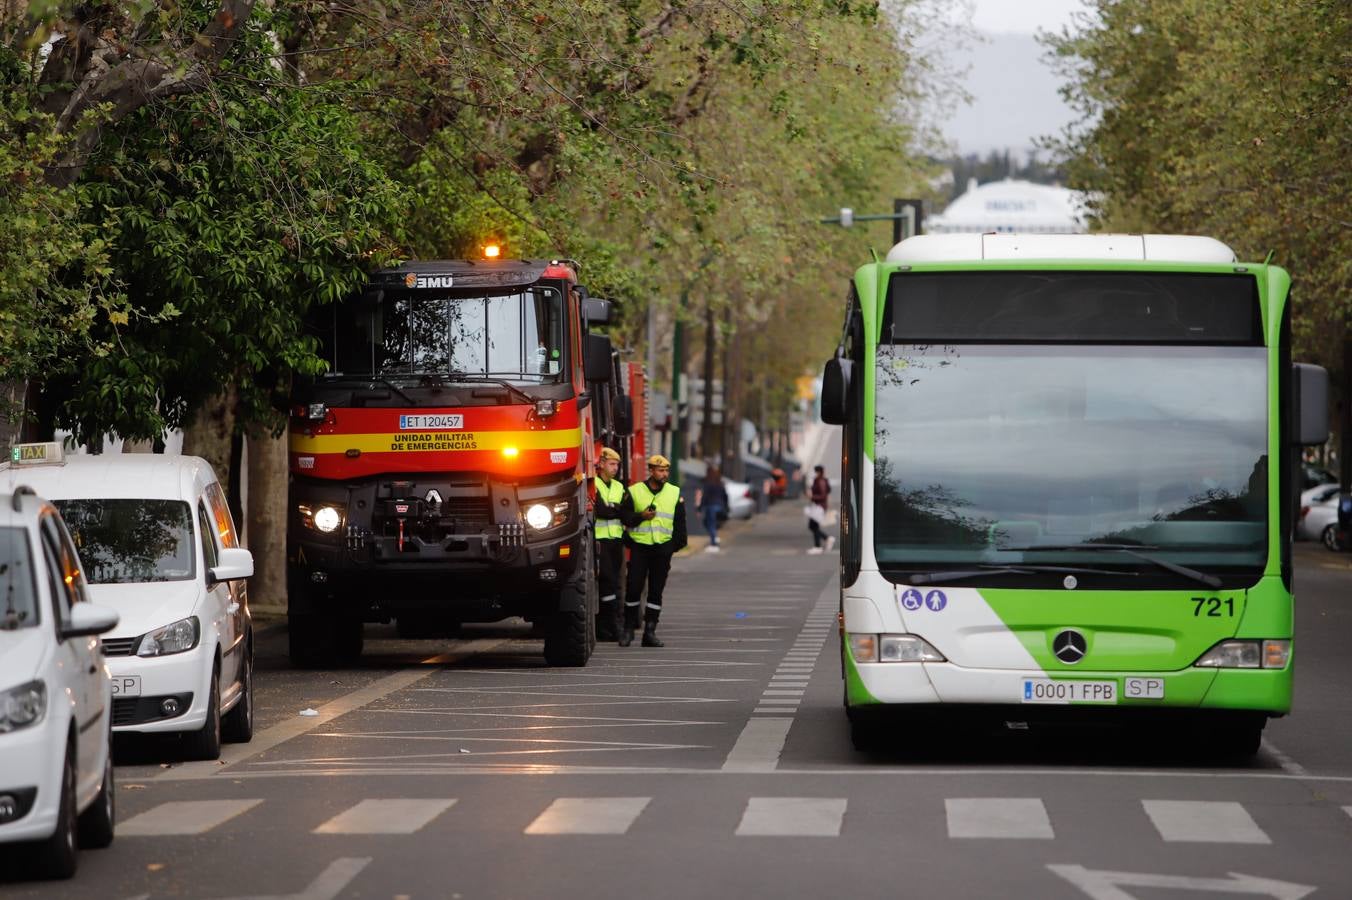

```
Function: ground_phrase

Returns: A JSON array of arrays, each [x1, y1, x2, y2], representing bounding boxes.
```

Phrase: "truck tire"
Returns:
[[544, 543, 596, 667]]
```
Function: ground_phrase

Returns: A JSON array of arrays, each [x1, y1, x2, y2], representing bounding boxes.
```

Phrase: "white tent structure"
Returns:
[[927, 178, 1089, 234]]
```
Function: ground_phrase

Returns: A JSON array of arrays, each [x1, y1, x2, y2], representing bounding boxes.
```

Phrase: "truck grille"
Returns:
[[438, 497, 493, 530], [102, 637, 138, 657]]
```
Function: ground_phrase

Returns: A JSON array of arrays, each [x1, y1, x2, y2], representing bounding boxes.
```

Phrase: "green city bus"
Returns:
[[820, 233, 1329, 756]]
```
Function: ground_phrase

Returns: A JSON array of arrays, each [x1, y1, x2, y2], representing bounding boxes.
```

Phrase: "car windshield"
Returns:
[[54, 499, 195, 584], [324, 288, 565, 383], [873, 344, 1269, 572], [0, 527, 38, 629]]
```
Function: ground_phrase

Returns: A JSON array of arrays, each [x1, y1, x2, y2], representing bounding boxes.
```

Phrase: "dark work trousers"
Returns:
[[595, 538, 625, 635], [624, 543, 673, 628]]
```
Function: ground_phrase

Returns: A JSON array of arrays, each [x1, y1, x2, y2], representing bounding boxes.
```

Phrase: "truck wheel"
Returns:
[[336, 616, 364, 664], [544, 605, 590, 667]]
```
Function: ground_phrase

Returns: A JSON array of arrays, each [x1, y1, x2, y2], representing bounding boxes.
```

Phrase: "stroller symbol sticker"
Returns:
[[900, 589, 924, 611]]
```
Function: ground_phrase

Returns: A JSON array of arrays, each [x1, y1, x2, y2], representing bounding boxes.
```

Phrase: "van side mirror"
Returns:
[[1294, 363, 1329, 445], [584, 298, 612, 326], [63, 602, 119, 639], [208, 547, 254, 588], [585, 334, 614, 383], [820, 357, 852, 425]]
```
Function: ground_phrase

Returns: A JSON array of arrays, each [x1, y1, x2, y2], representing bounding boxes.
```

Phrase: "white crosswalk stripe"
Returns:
[[525, 798, 651, 834], [946, 798, 1054, 839], [736, 798, 847, 836], [1142, 800, 1271, 844], [121, 800, 263, 836], [314, 799, 457, 834]]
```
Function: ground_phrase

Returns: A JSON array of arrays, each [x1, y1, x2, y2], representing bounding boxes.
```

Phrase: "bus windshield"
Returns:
[[322, 288, 565, 383], [872, 344, 1268, 571]]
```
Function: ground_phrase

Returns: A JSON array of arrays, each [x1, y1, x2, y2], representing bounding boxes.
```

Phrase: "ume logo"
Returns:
[[415, 275, 454, 289]]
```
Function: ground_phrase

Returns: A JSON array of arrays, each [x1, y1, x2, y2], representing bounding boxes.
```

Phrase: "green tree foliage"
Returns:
[[1046, 0, 1351, 370]]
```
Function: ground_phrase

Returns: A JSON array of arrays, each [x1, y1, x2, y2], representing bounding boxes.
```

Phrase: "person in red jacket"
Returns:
[[807, 465, 835, 555]]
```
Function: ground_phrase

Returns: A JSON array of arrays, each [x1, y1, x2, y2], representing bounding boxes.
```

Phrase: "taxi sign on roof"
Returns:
[[10, 442, 65, 466]]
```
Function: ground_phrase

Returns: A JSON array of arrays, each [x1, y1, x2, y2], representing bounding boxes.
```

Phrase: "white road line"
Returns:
[[946, 798, 1054, 839], [762, 690, 806, 696], [1261, 738, 1309, 776], [121, 800, 263, 836], [1142, 800, 1270, 844], [722, 717, 794, 772], [736, 798, 847, 836], [157, 640, 506, 781], [524, 797, 651, 834], [314, 799, 457, 834]]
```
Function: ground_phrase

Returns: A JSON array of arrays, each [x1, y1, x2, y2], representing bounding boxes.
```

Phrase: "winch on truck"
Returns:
[[286, 255, 620, 667]]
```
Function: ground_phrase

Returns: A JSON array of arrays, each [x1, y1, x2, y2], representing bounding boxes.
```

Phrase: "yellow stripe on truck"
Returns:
[[290, 428, 583, 454]]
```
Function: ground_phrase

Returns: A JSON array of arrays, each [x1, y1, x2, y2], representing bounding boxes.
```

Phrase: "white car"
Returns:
[[0, 446, 255, 761], [724, 479, 755, 520], [1299, 484, 1343, 550], [0, 487, 119, 878]]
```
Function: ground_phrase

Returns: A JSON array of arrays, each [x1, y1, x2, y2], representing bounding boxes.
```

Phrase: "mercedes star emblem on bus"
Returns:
[[1053, 630, 1087, 664]]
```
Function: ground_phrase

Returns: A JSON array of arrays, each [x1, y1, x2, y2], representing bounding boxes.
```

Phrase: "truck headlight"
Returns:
[[137, 617, 200, 657], [524, 501, 571, 531], [1195, 639, 1290, 669], [298, 503, 345, 534], [0, 680, 46, 733]]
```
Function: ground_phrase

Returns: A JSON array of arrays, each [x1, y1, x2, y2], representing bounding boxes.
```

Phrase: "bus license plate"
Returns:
[[110, 675, 141, 697], [1022, 679, 1116, 704]]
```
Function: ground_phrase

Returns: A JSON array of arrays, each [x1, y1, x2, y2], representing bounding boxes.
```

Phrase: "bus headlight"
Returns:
[[879, 635, 946, 662], [1194, 639, 1290, 669]]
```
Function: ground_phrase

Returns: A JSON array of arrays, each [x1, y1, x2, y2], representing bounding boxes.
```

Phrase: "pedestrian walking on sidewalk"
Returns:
[[696, 465, 728, 552], [592, 447, 626, 641], [618, 454, 687, 647], [807, 465, 835, 555]]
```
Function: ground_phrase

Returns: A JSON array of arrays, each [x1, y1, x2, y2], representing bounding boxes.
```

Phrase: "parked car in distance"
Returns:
[[724, 478, 755, 520], [0, 445, 255, 761], [0, 486, 119, 879], [1298, 484, 1343, 550]]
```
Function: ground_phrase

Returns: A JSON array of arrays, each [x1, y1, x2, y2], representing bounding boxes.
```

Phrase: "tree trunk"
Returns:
[[246, 428, 289, 609], [182, 387, 237, 499]]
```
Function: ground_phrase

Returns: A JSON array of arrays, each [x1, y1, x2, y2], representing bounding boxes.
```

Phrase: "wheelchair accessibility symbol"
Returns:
[[900, 588, 924, 611]]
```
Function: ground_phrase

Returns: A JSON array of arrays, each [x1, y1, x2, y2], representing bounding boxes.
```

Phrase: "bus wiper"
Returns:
[[908, 564, 1127, 586], [444, 372, 535, 406], [1005, 544, 1223, 590]]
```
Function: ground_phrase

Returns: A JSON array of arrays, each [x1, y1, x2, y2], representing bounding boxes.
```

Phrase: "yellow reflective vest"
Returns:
[[627, 481, 681, 545], [593, 476, 625, 540]]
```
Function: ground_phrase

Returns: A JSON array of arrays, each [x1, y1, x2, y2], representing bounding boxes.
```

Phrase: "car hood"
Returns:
[[0, 627, 49, 684], [85, 581, 203, 640]]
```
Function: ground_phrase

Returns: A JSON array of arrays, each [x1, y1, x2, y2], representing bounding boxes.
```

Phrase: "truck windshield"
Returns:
[[325, 288, 565, 383], [0, 527, 38, 629], [872, 344, 1269, 572], [54, 499, 196, 584]]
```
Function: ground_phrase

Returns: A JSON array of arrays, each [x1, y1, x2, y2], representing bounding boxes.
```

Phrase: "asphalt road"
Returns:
[[5, 489, 1352, 898]]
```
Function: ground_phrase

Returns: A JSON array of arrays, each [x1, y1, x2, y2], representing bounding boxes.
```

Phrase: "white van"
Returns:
[[0, 446, 255, 760], [0, 488, 119, 878]]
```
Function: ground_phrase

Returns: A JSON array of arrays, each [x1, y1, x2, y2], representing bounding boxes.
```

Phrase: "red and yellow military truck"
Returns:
[[286, 256, 619, 667]]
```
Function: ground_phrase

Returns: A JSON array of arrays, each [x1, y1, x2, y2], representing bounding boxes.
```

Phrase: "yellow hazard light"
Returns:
[[483, 243, 502, 259], [501, 446, 519, 458]]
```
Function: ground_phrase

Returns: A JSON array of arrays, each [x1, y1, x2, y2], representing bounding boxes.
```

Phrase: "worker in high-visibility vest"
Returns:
[[617, 454, 687, 647], [593, 447, 626, 642]]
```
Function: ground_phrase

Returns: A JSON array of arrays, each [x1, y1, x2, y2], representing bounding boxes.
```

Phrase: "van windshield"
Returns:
[[54, 499, 196, 584], [0, 527, 38, 629]]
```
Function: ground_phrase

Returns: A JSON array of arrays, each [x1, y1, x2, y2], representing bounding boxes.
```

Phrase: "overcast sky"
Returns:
[[938, 0, 1094, 158]]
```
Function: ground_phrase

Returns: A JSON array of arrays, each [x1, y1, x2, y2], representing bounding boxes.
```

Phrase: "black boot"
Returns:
[[641, 622, 664, 648], [596, 612, 616, 642], [619, 627, 635, 647]]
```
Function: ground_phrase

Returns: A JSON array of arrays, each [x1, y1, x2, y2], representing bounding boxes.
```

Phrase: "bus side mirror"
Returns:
[[614, 395, 634, 434], [1294, 363, 1328, 445], [584, 298, 612, 326], [585, 334, 614, 383], [820, 357, 852, 425]]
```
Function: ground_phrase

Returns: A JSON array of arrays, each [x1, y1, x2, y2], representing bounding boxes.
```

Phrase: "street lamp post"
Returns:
[[822, 198, 925, 244]]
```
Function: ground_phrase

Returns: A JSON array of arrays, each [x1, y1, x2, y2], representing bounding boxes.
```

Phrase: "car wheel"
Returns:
[[222, 639, 254, 744], [182, 664, 222, 761], [34, 739, 79, 879], [77, 743, 115, 849], [1323, 524, 1342, 551]]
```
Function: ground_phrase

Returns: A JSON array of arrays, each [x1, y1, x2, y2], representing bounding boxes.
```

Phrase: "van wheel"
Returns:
[[1322, 524, 1342, 551], [222, 639, 254, 744], [34, 739, 79, 878], [182, 665, 222, 761], [77, 747, 115, 849]]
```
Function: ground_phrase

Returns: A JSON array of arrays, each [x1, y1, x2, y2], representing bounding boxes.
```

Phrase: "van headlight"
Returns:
[[137, 617, 200, 657], [0, 680, 46, 733]]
